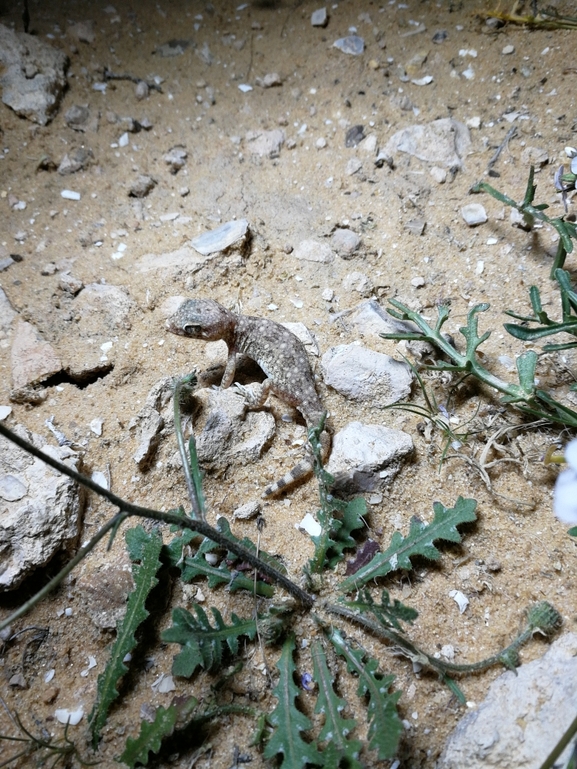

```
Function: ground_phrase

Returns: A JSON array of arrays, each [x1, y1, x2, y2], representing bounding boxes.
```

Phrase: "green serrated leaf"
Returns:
[[326, 627, 402, 761], [163, 529, 196, 569], [89, 526, 163, 746], [311, 640, 363, 769], [340, 589, 418, 632], [119, 705, 178, 768], [339, 497, 477, 592], [180, 530, 275, 597], [162, 605, 258, 677], [309, 495, 367, 573], [264, 634, 323, 768]]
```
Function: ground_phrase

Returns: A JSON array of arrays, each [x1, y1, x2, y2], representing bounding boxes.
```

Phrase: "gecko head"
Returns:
[[166, 299, 232, 341]]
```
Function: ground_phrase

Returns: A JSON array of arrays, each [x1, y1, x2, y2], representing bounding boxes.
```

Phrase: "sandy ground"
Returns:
[[1, 0, 577, 766]]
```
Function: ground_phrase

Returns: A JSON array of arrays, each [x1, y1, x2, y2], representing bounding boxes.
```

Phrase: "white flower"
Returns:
[[554, 439, 577, 524]]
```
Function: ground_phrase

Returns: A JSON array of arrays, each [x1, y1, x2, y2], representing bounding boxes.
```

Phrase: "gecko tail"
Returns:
[[262, 429, 331, 498], [263, 458, 314, 497]]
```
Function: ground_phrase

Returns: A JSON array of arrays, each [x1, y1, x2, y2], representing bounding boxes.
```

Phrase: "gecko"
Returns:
[[166, 298, 330, 497]]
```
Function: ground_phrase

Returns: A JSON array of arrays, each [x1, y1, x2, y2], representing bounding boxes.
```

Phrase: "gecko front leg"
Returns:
[[220, 350, 237, 388]]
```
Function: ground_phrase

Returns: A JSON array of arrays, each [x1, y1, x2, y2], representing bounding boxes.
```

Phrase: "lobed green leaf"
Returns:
[[339, 497, 477, 593]]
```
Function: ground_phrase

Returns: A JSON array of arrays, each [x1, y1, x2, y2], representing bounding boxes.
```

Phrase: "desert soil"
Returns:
[[1, 0, 577, 767]]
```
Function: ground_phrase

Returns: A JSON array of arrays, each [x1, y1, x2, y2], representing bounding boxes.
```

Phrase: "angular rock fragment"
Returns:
[[11, 319, 62, 391], [246, 129, 285, 158], [164, 146, 187, 173], [384, 118, 471, 168], [0, 424, 83, 590], [321, 343, 412, 406], [326, 421, 413, 493], [0, 24, 68, 125], [128, 174, 157, 198]]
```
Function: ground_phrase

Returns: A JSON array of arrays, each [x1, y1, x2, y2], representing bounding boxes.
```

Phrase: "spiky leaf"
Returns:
[[309, 495, 366, 573], [162, 605, 258, 677], [326, 627, 402, 761], [311, 640, 363, 769], [340, 589, 418, 632], [263, 634, 322, 768], [119, 705, 178, 767], [339, 497, 477, 592], [89, 526, 163, 746]]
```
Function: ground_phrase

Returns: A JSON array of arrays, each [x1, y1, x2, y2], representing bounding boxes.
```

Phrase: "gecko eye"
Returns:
[[183, 323, 202, 335]]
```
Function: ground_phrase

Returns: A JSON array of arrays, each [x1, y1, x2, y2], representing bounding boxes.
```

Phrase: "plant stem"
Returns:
[[0, 423, 314, 622]]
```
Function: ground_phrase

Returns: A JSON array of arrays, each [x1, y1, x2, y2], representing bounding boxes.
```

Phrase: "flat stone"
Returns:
[[384, 118, 471, 168], [245, 129, 285, 158], [190, 219, 249, 255], [321, 343, 413, 407], [11, 319, 62, 390], [326, 421, 414, 493], [292, 239, 335, 263], [461, 203, 488, 226], [439, 632, 577, 769]]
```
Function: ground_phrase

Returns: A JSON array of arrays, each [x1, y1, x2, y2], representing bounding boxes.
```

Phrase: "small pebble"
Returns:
[[118, 132, 129, 147], [61, 190, 81, 200], [461, 203, 487, 226], [333, 35, 364, 55], [41, 262, 57, 276], [502, 44, 515, 55], [316, 137, 327, 149], [430, 166, 447, 184], [135, 80, 149, 100], [321, 288, 334, 301], [411, 276, 426, 288], [311, 7, 328, 27]]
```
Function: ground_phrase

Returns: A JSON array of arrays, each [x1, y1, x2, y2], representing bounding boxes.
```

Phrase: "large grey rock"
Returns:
[[383, 118, 471, 168], [321, 343, 412, 407], [128, 377, 174, 469], [0, 424, 83, 590], [11, 319, 62, 391], [0, 23, 68, 125], [193, 386, 276, 467], [326, 421, 413, 493], [439, 632, 577, 769], [74, 283, 134, 334]]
